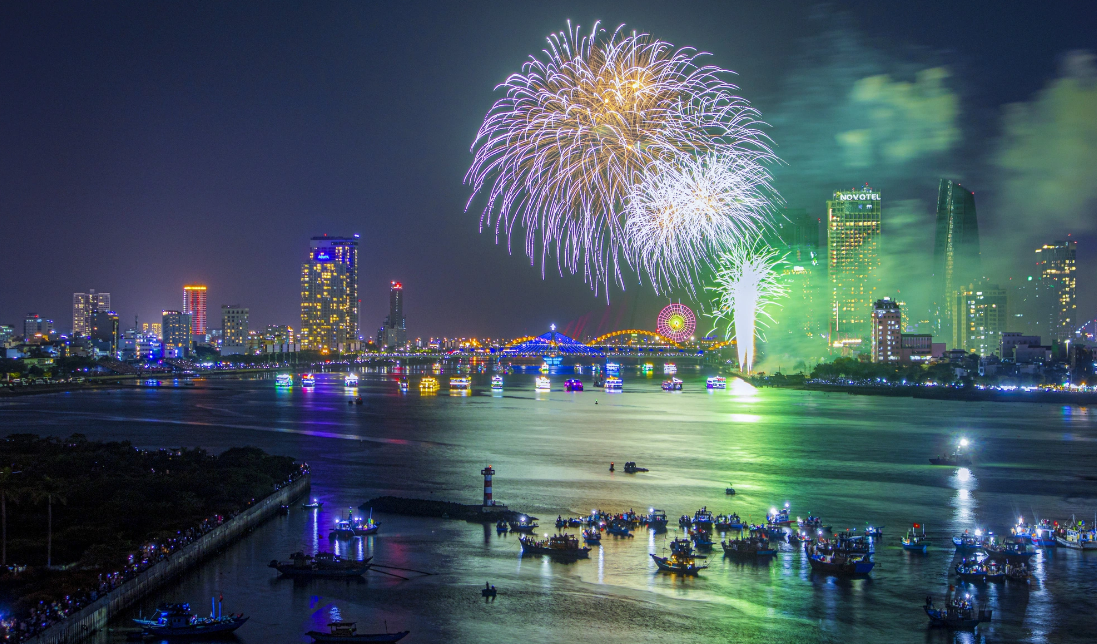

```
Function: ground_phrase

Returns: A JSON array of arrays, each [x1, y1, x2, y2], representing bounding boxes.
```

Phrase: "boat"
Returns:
[[330, 516, 356, 539], [481, 582, 497, 599], [606, 521, 633, 537], [419, 377, 439, 392], [582, 528, 602, 544], [533, 376, 551, 391], [652, 538, 707, 575], [306, 621, 409, 643], [605, 362, 620, 375], [397, 378, 409, 392], [302, 499, 324, 509], [622, 461, 648, 473], [353, 509, 380, 536], [564, 378, 583, 392], [706, 376, 726, 389], [495, 520, 508, 533], [648, 509, 668, 532], [808, 552, 874, 575], [491, 375, 503, 389], [1005, 562, 1031, 582], [690, 528, 714, 550], [278, 504, 290, 515], [953, 529, 989, 552], [1056, 525, 1097, 550], [1030, 519, 1058, 547], [864, 526, 883, 538], [984, 536, 1036, 562], [663, 363, 677, 374], [301, 373, 316, 387], [902, 524, 928, 553], [275, 374, 294, 387], [767, 504, 791, 527], [134, 601, 248, 637], [449, 377, 471, 391], [692, 507, 715, 530], [955, 557, 1004, 584], [269, 552, 371, 578], [509, 516, 538, 533], [715, 513, 744, 531], [519, 534, 591, 559], [721, 537, 777, 559], [929, 439, 973, 466], [923, 594, 991, 630], [344, 373, 359, 387], [604, 376, 622, 391], [661, 377, 683, 391]]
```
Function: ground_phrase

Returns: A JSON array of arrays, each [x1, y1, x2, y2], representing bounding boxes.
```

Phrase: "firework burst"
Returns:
[[707, 243, 788, 374], [624, 150, 777, 293], [466, 21, 773, 295]]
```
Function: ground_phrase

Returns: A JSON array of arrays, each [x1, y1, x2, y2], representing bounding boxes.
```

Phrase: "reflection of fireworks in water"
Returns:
[[466, 21, 773, 295], [707, 244, 787, 374], [625, 151, 777, 293]]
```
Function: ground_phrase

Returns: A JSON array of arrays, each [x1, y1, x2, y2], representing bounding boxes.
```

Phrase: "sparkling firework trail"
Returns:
[[707, 244, 788, 374], [624, 150, 778, 293], [466, 21, 774, 296]]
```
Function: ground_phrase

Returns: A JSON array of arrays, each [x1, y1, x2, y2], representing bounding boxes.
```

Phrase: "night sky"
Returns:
[[2, 1, 1094, 339]]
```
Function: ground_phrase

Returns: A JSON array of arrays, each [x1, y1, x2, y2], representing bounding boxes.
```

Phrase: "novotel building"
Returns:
[[827, 185, 882, 348], [301, 235, 360, 351]]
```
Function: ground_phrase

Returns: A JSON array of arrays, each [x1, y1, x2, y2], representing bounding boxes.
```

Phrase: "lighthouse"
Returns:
[[481, 465, 494, 506]]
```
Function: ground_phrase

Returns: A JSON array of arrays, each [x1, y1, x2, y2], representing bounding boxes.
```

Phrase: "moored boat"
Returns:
[[582, 528, 602, 544], [767, 503, 791, 526], [302, 498, 324, 509], [955, 557, 1004, 584], [509, 516, 539, 533], [953, 529, 989, 552], [306, 621, 409, 643], [692, 507, 715, 530], [419, 377, 439, 392], [134, 601, 248, 637], [929, 438, 973, 466], [449, 376, 471, 391], [808, 552, 874, 576], [984, 536, 1035, 562], [902, 524, 929, 553], [923, 594, 991, 630], [1055, 525, 1097, 550], [268, 552, 371, 578]]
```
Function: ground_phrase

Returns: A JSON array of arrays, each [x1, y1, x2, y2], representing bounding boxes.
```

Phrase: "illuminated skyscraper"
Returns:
[[162, 310, 192, 357], [953, 281, 1007, 357], [1035, 240, 1077, 342], [300, 248, 350, 352], [220, 305, 249, 355], [381, 281, 407, 348], [72, 290, 111, 337], [871, 298, 902, 363], [310, 235, 359, 339], [827, 185, 882, 348], [183, 285, 208, 338], [932, 179, 980, 340]]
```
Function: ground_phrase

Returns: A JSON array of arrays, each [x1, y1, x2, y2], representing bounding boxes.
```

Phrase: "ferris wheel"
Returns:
[[657, 303, 696, 343]]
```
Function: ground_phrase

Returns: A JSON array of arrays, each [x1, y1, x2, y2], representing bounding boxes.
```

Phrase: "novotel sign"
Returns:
[[313, 249, 334, 262], [836, 192, 881, 201]]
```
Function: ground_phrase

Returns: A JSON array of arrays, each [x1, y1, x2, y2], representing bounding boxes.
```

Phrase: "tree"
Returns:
[[30, 476, 67, 568], [0, 466, 25, 566]]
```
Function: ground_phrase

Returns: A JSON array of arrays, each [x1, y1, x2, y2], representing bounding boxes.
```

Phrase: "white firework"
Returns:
[[707, 244, 787, 374], [624, 150, 778, 293], [465, 21, 773, 296]]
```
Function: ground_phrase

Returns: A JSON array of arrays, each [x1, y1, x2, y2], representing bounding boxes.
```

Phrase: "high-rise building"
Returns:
[[162, 310, 192, 358], [183, 285, 208, 339], [1035, 240, 1077, 342], [72, 290, 111, 337], [90, 310, 120, 356], [953, 281, 1008, 357], [310, 235, 360, 339], [23, 313, 53, 340], [827, 185, 882, 348], [141, 322, 163, 339], [221, 305, 249, 355], [381, 281, 407, 349], [0, 325, 13, 344], [871, 298, 902, 363], [300, 250, 350, 352], [931, 180, 980, 340]]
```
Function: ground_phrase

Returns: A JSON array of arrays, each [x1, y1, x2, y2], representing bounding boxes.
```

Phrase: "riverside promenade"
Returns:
[[22, 473, 310, 644]]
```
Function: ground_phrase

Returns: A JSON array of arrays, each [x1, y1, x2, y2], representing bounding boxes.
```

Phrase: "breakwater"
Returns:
[[23, 474, 310, 644], [362, 496, 526, 522]]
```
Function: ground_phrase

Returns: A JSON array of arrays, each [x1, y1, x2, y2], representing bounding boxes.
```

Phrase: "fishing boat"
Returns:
[[663, 363, 677, 374], [721, 536, 777, 559], [923, 594, 991, 630], [449, 376, 471, 391], [692, 507, 715, 530], [953, 529, 989, 552], [344, 373, 359, 387], [902, 524, 929, 553], [306, 621, 409, 643], [330, 517, 356, 540], [535, 376, 551, 391], [1030, 519, 1058, 547], [715, 513, 744, 531], [495, 520, 508, 533], [519, 534, 591, 559], [706, 376, 726, 389], [419, 377, 439, 392], [582, 528, 602, 544], [652, 538, 707, 575], [864, 526, 884, 538], [767, 504, 792, 526], [301, 373, 316, 387], [661, 377, 683, 391], [564, 378, 583, 391], [648, 509, 668, 532], [606, 521, 633, 537], [690, 528, 714, 550], [604, 376, 623, 391], [353, 509, 380, 536], [302, 499, 324, 509], [275, 374, 294, 387], [808, 552, 875, 576], [622, 461, 648, 473], [929, 438, 973, 466], [725, 486, 736, 495], [984, 536, 1036, 562], [1005, 562, 1031, 582], [268, 552, 371, 578], [1056, 524, 1097, 550], [509, 516, 539, 533], [491, 375, 504, 389], [955, 557, 1004, 584], [134, 601, 248, 637]]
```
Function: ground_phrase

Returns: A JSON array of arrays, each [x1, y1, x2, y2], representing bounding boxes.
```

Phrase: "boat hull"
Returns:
[[306, 630, 410, 643], [141, 617, 248, 637], [1055, 536, 1097, 550], [902, 542, 929, 553]]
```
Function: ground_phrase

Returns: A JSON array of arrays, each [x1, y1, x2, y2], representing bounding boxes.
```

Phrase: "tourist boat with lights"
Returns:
[[268, 552, 371, 578], [301, 373, 316, 387], [275, 373, 294, 387], [302, 498, 323, 509], [955, 557, 1004, 583], [706, 376, 726, 389], [449, 376, 471, 391], [604, 376, 623, 391], [398, 378, 409, 392], [564, 378, 583, 391], [661, 377, 683, 391], [652, 538, 707, 575], [984, 536, 1036, 562], [663, 363, 677, 374], [902, 524, 929, 553], [535, 376, 551, 391], [344, 373, 359, 387], [419, 377, 439, 392], [520, 534, 590, 559], [605, 362, 620, 375], [330, 517, 356, 539], [491, 375, 503, 389], [306, 621, 409, 643], [923, 594, 992, 630], [134, 601, 248, 637], [767, 504, 792, 526], [641, 363, 654, 373]]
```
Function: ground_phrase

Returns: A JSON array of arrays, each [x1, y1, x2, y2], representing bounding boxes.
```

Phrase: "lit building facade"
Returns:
[[827, 185, 882, 347], [931, 179, 980, 340], [162, 310, 192, 358], [871, 297, 902, 363], [90, 310, 120, 356], [300, 251, 350, 352], [1035, 240, 1077, 342], [72, 290, 111, 337], [381, 281, 407, 349], [310, 235, 359, 339], [953, 281, 1008, 357], [23, 313, 53, 340], [220, 305, 250, 355], [183, 285, 208, 339]]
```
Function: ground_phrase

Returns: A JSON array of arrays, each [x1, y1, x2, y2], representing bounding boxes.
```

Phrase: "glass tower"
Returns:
[[300, 252, 350, 352], [1035, 240, 1077, 342], [932, 179, 980, 344], [827, 185, 882, 349], [183, 285, 208, 338], [310, 235, 359, 339]]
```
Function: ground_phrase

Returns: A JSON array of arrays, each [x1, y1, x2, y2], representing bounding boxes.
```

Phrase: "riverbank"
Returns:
[[800, 383, 1097, 404]]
